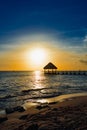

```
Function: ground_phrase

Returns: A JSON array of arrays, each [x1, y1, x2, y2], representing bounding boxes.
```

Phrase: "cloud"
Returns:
[[83, 35, 87, 42], [83, 35, 87, 47], [80, 60, 87, 65], [79, 54, 87, 64]]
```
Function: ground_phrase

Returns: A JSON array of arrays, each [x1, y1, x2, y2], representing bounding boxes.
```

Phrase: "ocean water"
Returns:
[[0, 71, 87, 109]]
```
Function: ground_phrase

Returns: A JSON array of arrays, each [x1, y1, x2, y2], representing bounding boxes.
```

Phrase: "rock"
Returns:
[[14, 106, 25, 112], [0, 116, 8, 123], [6, 106, 25, 114], [36, 105, 49, 110], [5, 108, 14, 114], [36, 105, 42, 110]]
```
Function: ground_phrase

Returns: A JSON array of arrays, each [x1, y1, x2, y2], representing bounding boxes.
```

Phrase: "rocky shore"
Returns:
[[0, 95, 87, 130]]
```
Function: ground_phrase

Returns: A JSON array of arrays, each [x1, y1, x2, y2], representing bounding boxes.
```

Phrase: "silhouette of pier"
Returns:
[[43, 62, 87, 75]]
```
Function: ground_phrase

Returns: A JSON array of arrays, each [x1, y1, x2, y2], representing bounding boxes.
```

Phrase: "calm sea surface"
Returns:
[[0, 71, 87, 109]]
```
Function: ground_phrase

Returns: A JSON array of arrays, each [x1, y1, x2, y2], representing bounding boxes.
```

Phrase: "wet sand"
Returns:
[[0, 94, 87, 130]]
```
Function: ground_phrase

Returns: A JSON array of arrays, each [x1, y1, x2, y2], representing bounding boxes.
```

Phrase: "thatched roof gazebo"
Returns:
[[43, 62, 57, 74]]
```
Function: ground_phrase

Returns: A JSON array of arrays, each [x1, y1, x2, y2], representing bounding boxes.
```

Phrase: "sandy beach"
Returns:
[[0, 94, 87, 130]]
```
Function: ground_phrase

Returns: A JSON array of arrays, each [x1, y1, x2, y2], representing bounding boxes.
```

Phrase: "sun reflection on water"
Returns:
[[35, 71, 41, 79], [37, 99, 48, 104], [34, 71, 42, 89]]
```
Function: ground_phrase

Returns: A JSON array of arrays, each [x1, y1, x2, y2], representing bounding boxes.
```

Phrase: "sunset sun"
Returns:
[[29, 48, 46, 65]]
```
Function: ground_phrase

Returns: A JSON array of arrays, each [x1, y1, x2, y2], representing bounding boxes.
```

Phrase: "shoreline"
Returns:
[[23, 92, 87, 109], [0, 93, 87, 130], [37, 92, 87, 102]]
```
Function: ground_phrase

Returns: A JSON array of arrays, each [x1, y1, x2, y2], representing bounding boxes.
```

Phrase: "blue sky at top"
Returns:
[[0, 0, 87, 50]]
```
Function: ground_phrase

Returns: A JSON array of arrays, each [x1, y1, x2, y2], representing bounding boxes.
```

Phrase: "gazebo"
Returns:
[[43, 62, 57, 74]]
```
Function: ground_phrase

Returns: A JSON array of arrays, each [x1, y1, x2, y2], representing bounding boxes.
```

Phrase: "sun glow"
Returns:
[[29, 48, 46, 65]]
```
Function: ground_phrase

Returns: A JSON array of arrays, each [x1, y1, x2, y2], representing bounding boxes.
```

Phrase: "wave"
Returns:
[[0, 95, 16, 100], [21, 87, 50, 94], [0, 89, 6, 92]]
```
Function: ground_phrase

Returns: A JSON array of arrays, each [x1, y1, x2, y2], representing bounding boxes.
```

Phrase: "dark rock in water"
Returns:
[[0, 110, 8, 123], [14, 106, 25, 112], [26, 124, 38, 130], [6, 106, 25, 114], [5, 108, 14, 114], [36, 105, 49, 110], [0, 116, 8, 123], [36, 105, 42, 110]]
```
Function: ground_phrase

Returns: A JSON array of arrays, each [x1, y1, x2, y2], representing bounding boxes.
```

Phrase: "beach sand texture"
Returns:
[[0, 95, 87, 130]]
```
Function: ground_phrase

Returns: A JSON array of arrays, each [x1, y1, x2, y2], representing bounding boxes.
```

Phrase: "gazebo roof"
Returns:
[[43, 62, 57, 69]]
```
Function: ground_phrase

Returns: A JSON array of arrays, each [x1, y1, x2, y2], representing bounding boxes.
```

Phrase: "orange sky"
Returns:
[[0, 35, 87, 71]]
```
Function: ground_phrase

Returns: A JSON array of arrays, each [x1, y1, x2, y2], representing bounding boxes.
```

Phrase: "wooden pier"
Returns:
[[44, 71, 87, 75]]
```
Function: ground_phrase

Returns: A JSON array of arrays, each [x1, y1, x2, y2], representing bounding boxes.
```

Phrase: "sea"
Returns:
[[0, 71, 87, 109]]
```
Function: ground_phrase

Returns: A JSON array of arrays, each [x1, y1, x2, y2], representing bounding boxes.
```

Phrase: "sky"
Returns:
[[0, 0, 87, 70]]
